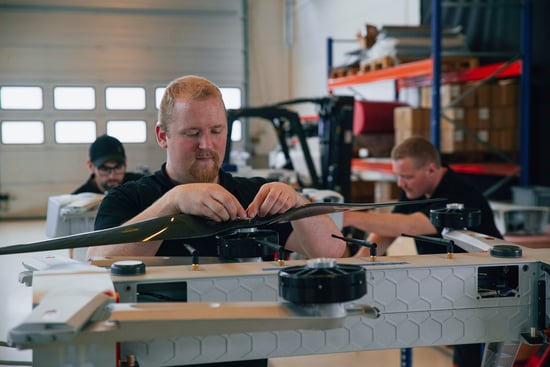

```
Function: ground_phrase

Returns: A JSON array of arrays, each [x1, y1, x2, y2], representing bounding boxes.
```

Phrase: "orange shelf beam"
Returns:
[[328, 58, 434, 90], [352, 159, 520, 178], [328, 58, 522, 92]]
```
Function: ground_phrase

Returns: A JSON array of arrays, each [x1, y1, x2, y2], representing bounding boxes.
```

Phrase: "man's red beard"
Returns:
[[190, 150, 220, 182]]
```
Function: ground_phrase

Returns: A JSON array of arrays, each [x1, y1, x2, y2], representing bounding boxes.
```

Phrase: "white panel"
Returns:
[[0, 1, 245, 84], [0, 0, 245, 218], [290, 0, 420, 113]]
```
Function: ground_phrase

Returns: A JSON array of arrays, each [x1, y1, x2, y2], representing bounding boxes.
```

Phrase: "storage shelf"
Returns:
[[328, 1, 530, 187], [327, 58, 522, 92], [330, 57, 523, 178], [352, 158, 520, 178]]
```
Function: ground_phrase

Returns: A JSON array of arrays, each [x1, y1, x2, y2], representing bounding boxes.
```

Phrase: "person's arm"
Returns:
[[344, 211, 437, 256], [87, 183, 248, 257], [285, 215, 347, 258]]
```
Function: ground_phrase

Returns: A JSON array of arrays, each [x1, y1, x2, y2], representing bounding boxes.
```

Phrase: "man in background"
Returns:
[[344, 135, 502, 367], [73, 134, 144, 194]]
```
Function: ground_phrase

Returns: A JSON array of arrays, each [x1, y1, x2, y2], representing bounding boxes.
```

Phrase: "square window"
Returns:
[[54, 87, 95, 110], [1, 121, 44, 144], [105, 87, 146, 110], [155, 87, 165, 110], [55, 121, 96, 143], [107, 120, 147, 143], [220, 87, 242, 109], [0, 86, 43, 110]]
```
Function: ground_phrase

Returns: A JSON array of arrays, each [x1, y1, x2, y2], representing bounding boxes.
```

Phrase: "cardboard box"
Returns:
[[394, 107, 430, 130], [441, 107, 465, 130], [492, 106, 518, 129], [440, 129, 465, 153], [492, 80, 519, 106], [441, 83, 476, 107], [466, 107, 492, 129], [468, 128, 490, 152], [420, 86, 431, 108], [394, 129, 430, 146], [489, 128, 501, 150], [467, 81, 492, 106], [420, 83, 476, 108], [478, 107, 492, 129], [500, 128, 519, 151]]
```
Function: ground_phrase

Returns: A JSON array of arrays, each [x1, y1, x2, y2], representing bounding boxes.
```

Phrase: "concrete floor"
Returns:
[[0, 219, 453, 367]]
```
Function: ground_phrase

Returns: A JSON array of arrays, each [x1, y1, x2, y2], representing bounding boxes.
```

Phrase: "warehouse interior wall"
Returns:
[[0, 0, 247, 218], [3, 0, 545, 217], [247, 0, 420, 157], [290, 0, 420, 109]]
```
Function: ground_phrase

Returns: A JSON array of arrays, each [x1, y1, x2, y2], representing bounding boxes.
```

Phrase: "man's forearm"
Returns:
[[287, 215, 346, 258], [344, 211, 436, 238]]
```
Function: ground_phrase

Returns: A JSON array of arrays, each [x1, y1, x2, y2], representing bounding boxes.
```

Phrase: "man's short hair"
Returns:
[[391, 136, 441, 168], [158, 75, 224, 133]]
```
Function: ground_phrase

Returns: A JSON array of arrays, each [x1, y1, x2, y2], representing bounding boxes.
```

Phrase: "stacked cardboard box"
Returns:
[[393, 107, 431, 144], [395, 79, 519, 153]]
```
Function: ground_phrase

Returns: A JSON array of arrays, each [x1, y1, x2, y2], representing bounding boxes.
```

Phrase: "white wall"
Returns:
[[247, 0, 420, 155], [292, 0, 420, 107], [0, 0, 246, 218]]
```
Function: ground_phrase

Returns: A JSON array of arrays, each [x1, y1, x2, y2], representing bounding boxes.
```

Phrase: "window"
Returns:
[[55, 121, 96, 143], [0, 84, 244, 144], [54, 87, 95, 110], [105, 87, 146, 110], [155, 87, 165, 109], [231, 120, 242, 141], [0, 86, 43, 110], [220, 88, 242, 109], [107, 120, 147, 143], [1, 121, 44, 144], [221, 88, 242, 142]]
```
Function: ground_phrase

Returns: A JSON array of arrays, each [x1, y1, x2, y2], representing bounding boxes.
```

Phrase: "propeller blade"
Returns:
[[0, 198, 445, 255], [273, 198, 446, 222]]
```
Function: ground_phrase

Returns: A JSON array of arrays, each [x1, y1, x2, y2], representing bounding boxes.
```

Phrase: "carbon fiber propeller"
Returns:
[[0, 198, 445, 255]]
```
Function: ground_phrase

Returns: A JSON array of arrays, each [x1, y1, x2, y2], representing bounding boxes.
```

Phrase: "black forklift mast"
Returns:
[[225, 95, 354, 201]]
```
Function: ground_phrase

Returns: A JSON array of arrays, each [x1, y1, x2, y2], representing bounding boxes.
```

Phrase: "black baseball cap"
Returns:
[[89, 135, 126, 167]]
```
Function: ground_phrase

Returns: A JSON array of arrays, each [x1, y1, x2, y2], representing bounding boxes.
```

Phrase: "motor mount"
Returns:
[[430, 203, 482, 230], [217, 228, 280, 260], [279, 258, 366, 304]]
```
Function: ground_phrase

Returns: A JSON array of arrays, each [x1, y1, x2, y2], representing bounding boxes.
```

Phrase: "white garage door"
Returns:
[[0, 0, 246, 218]]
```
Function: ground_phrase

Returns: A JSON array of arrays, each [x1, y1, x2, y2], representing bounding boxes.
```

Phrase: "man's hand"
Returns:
[[168, 183, 247, 222], [246, 182, 306, 218]]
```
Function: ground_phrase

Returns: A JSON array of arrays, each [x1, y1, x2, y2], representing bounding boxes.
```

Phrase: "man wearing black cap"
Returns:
[[72, 135, 144, 194]]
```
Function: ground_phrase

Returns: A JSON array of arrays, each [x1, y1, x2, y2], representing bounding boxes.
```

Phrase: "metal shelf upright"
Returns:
[[430, 0, 532, 185]]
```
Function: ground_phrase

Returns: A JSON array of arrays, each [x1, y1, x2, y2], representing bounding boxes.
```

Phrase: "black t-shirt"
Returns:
[[393, 167, 502, 254], [72, 172, 144, 195], [94, 164, 293, 256]]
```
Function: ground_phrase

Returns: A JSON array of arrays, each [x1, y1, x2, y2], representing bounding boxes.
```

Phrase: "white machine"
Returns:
[[45, 192, 104, 261], [7, 241, 550, 367], [4, 201, 550, 366]]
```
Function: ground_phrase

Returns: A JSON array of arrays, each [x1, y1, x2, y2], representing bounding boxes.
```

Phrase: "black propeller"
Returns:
[[0, 198, 446, 255]]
